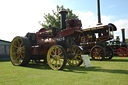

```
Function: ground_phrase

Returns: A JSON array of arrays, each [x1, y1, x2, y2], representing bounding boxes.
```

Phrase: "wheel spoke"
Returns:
[[13, 44, 18, 48], [59, 60, 62, 67], [20, 53, 24, 59], [12, 52, 17, 55], [17, 40, 21, 47], [54, 60, 57, 67], [75, 59, 77, 64], [56, 61, 59, 69], [58, 51, 63, 56], [20, 40, 23, 47], [54, 48, 57, 55], [52, 58, 55, 63], [60, 56, 64, 59], [59, 59, 63, 63], [50, 54, 55, 58], [76, 50, 81, 54], [73, 48, 77, 53], [14, 55, 21, 63]]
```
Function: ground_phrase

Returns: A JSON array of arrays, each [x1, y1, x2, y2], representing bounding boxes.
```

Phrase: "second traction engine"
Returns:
[[108, 29, 128, 57]]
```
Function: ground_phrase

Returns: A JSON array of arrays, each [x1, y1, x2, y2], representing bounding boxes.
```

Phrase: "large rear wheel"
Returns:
[[47, 45, 67, 70], [10, 36, 31, 66]]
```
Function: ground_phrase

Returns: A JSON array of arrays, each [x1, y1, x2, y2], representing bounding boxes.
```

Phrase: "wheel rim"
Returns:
[[91, 46, 105, 60], [67, 46, 83, 66], [117, 47, 128, 57], [10, 37, 25, 65], [47, 46, 67, 70]]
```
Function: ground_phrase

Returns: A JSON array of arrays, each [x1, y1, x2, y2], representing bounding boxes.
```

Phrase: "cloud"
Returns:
[[101, 15, 115, 24], [74, 11, 115, 28], [113, 19, 128, 39], [114, 19, 128, 31], [0, 0, 56, 41], [108, 4, 116, 8], [74, 11, 96, 28]]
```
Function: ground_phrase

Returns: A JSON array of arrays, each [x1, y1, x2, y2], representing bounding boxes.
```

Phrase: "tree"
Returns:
[[40, 5, 78, 29]]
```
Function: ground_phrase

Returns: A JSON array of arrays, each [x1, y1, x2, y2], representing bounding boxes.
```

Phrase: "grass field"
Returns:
[[0, 57, 128, 85]]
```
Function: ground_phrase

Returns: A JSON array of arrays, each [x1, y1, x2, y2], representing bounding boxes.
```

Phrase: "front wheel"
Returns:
[[105, 46, 114, 60], [10, 36, 31, 66], [90, 45, 105, 61], [67, 45, 83, 66], [47, 45, 67, 70]]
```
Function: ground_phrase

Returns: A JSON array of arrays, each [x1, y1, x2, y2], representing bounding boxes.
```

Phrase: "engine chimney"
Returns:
[[97, 0, 102, 25], [59, 9, 68, 30], [121, 28, 125, 43]]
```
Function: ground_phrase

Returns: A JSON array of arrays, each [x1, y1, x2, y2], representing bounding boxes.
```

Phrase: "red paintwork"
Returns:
[[36, 28, 50, 40], [66, 18, 82, 28], [31, 18, 83, 56], [31, 38, 57, 55], [31, 46, 48, 55], [31, 26, 83, 56], [57, 27, 83, 38]]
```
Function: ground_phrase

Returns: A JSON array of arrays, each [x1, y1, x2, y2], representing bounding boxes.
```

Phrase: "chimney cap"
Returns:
[[97, 23, 102, 25], [121, 28, 125, 30], [59, 9, 68, 14]]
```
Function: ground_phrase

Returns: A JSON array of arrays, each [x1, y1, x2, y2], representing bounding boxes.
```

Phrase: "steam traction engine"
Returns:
[[78, 24, 117, 60], [10, 9, 84, 70], [108, 29, 128, 57]]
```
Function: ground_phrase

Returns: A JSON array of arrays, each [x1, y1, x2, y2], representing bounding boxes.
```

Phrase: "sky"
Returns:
[[0, 0, 128, 41]]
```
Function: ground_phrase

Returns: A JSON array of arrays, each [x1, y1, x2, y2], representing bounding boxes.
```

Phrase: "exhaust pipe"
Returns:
[[97, 0, 102, 25], [121, 28, 125, 43], [59, 9, 68, 30]]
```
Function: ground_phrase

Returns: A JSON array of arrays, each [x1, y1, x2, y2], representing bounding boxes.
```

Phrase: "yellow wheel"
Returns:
[[10, 36, 31, 66], [47, 45, 67, 70], [67, 45, 83, 66]]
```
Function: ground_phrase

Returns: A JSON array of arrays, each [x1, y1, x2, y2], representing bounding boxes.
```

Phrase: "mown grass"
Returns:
[[0, 57, 128, 85]]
